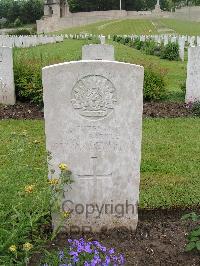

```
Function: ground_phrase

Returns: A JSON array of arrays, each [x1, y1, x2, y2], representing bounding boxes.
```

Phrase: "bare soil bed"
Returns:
[[0, 102, 193, 120], [30, 208, 200, 266]]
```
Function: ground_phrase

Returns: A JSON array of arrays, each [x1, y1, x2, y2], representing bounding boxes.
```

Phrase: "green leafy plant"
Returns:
[[14, 17, 23, 28], [133, 37, 144, 50], [191, 101, 200, 117], [113, 36, 180, 61], [10, 28, 32, 36], [14, 59, 43, 104], [160, 43, 180, 61], [141, 39, 157, 55], [144, 68, 167, 101], [182, 212, 200, 252]]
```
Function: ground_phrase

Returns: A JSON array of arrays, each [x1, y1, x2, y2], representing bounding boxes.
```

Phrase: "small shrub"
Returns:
[[142, 40, 157, 55], [191, 101, 200, 117], [144, 68, 167, 101], [113, 35, 117, 41], [14, 60, 43, 104], [31, 25, 37, 34], [182, 213, 200, 252], [10, 29, 32, 36], [14, 18, 23, 28], [124, 37, 131, 44], [133, 38, 143, 50], [160, 43, 180, 61], [116, 36, 123, 43]]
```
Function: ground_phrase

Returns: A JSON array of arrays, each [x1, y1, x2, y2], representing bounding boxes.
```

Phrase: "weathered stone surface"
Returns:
[[0, 47, 15, 105], [186, 46, 200, 103], [178, 36, 185, 61], [100, 35, 106, 45], [82, 44, 115, 61], [43, 60, 144, 232]]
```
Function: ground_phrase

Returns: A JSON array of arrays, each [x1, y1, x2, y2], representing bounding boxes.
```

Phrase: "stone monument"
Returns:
[[0, 47, 15, 105], [154, 0, 161, 13], [43, 46, 144, 233], [186, 46, 200, 103], [44, 0, 70, 18], [82, 44, 115, 61]]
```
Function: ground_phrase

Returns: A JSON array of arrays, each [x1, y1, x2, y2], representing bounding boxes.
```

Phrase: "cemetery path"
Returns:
[[0, 102, 193, 120]]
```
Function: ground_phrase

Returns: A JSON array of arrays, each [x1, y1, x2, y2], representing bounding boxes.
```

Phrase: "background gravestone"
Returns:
[[43, 59, 144, 232], [186, 46, 200, 103], [82, 44, 115, 61], [0, 47, 15, 105]]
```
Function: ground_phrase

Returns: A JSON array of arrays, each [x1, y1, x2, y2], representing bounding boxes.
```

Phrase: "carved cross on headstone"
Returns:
[[78, 155, 112, 180]]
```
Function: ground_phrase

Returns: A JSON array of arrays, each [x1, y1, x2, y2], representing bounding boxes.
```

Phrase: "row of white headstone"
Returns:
[[0, 41, 200, 106], [0, 35, 64, 48], [113, 34, 200, 62], [63, 33, 200, 47], [63, 33, 200, 63]]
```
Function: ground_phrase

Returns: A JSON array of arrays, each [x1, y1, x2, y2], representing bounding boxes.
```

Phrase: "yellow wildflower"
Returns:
[[48, 178, 59, 185], [63, 211, 71, 218], [21, 130, 27, 136], [23, 242, 33, 251], [9, 245, 17, 253], [34, 140, 40, 144], [24, 185, 34, 194], [59, 163, 69, 171]]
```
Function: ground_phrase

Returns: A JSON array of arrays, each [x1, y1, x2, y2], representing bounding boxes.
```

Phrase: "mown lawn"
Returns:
[[141, 118, 200, 208], [14, 39, 186, 102], [56, 19, 158, 35], [56, 18, 200, 36], [159, 18, 200, 36]]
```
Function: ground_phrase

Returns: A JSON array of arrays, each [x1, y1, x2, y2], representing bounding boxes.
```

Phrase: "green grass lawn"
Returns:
[[14, 39, 186, 102], [56, 19, 158, 35], [159, 18, 200, 36], [56, 18, 200, 36]]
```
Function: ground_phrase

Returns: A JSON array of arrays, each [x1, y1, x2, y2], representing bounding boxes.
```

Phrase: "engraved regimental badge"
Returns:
[[71, 75, 117, 120]]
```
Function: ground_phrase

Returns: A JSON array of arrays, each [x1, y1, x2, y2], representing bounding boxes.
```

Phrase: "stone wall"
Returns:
[[171, 6, 200, 22], [37, 10, 166, 34], [36, 6, 200, 34]]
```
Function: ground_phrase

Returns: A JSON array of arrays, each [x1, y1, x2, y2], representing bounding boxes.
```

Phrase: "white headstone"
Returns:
[[186, 46, 200, 103], [189, 36, 196, 47], [100, 36, 106, 45], [197, 36, 200, 46], [164, 35, 169, 46], [171, 36, 177, 43], [43, 58, 144, 232], [178, 37, 185, 61], [82, 44, 115, 61], [0, 47, 15, 105]]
